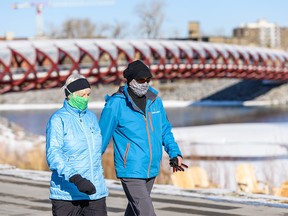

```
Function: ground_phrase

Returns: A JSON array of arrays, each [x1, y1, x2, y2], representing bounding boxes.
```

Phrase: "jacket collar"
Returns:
[[122, 84, 158, 113]]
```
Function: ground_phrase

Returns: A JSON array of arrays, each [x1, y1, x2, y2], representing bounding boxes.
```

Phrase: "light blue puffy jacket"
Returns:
[[99, 84, 182, 179], [46, 100, 108, 200]]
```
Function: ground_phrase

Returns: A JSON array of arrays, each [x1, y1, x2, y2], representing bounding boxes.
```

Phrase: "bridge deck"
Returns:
[[1, 39, 288, 93]]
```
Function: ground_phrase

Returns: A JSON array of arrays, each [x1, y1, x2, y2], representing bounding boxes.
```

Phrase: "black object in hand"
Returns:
[[69, 174, 96, 195], [169, 157, 188, 172]]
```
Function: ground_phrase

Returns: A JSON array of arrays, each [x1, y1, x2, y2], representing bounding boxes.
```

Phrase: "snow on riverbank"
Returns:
[[173, 123, 288, 155], [169, 123, 288, 191], [0, 116, 45, 150]]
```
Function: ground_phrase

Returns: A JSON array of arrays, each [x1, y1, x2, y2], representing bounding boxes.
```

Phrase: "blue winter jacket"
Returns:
[[99, 84, 182, 179], [46, 100, 108, 200]]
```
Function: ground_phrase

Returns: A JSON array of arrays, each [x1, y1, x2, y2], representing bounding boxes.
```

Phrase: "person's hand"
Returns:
[[169, 156, 188, 172], [69, 174, 96, 195]]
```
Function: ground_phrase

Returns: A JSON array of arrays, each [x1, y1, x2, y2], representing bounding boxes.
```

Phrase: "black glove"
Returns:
[[69, 174, 96, 195], [169, 157, 188, 172]]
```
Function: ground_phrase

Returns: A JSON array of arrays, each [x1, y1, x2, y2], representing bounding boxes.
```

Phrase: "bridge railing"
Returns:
[[0, 39, 288, 93]]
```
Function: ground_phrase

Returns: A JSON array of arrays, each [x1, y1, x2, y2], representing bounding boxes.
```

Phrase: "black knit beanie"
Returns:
[[123, 60, 152, 83]]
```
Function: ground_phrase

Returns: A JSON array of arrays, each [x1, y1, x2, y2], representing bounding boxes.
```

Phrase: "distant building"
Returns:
[[280, 27, 288, 50], [0, 32, 28, 41], [233, 19, 281, 48], [188, 19, 288, 50], [0, 32, 15, 41], [188, 22, 201, 41]]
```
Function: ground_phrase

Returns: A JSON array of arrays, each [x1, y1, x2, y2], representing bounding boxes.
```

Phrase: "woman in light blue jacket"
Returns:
[[100, 60, 187, 216], [46, 73, 108, 216]]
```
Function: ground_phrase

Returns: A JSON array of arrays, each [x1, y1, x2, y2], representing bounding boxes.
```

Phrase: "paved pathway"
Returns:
[[0, 174, 288, 216]]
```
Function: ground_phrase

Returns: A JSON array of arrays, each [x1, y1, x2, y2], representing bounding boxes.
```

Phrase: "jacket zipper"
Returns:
[[123, 143, 130, 168], [144, 115, 152, 178], [79, 113, 94, 181], [144, 97, 157, 178]]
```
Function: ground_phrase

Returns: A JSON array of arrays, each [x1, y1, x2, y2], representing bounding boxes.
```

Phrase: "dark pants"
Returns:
[[120, 178, 156, 216], [51, 197, 107, 216]]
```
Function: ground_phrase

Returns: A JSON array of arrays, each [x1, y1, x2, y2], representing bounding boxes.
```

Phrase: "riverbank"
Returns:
[[1, 78, 288, 105]]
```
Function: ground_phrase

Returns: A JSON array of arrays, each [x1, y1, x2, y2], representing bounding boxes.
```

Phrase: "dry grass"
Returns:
[[0, 141, 176, 186], [24, 144, 49, 171], [102, 145, 117, 180], [155, 166, 173, 185], [0, 142, 49, 171]]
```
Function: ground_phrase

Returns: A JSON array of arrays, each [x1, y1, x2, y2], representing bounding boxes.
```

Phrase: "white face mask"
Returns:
[[129, 79, 149, 97]]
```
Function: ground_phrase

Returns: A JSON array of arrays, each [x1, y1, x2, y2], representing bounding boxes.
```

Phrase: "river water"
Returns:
[[1, 104, 288, 136]]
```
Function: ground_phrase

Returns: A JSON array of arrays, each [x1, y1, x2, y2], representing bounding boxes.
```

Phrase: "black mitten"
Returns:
[[169, 157, 188, 172], [69, 174, 96, 195]]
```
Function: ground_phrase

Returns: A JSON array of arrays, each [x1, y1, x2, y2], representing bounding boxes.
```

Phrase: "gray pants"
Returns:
[[120, 178, 156, 216]]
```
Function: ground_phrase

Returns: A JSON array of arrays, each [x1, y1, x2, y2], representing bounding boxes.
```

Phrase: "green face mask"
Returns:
[[68, 94, 89, 111]]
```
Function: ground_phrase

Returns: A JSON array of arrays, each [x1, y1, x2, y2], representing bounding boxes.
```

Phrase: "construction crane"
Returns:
[[12, 0, 115, 38], [12, 1, 45, 37]]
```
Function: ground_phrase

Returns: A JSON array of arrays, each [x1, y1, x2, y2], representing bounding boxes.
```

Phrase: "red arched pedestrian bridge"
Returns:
[[0, 39, 288, 93]]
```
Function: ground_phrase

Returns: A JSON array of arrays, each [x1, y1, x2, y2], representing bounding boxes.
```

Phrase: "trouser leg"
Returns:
[[51, 200, 82, 216], [145, 177, 155, 194], [120, 178, 156, 216], [82, 197, 107, 216]]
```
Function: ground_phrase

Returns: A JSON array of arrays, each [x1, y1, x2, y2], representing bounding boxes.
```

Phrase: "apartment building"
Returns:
[[188, 19, 288, 50]]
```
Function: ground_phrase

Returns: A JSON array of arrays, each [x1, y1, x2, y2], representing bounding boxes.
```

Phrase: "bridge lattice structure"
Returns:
[[0, 39, 288, 93]]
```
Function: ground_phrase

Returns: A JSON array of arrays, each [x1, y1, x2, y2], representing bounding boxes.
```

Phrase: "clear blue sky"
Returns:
[[1, 0, 288, 38]]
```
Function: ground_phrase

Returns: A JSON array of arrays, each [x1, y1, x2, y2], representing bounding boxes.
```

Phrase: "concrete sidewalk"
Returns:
[[0, 172, 288, 216]]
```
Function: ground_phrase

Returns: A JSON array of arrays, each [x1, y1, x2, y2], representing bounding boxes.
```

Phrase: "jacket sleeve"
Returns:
[[99, 98, 119, 154], [159, 99, 182, 159], [46, 114, 77, 181]]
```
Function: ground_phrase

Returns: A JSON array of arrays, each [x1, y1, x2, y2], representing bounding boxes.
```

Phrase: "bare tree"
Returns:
[[64, 18, 94, 38], [135, 0, 165, 39], [94, 24, 110, 38], [46, 18, 110, 39], [108, 20, 129, 39]]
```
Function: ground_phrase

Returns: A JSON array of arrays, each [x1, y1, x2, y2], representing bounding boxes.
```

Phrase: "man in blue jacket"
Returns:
[[46, 73, 108, 216], [100, 60, 187, 216]]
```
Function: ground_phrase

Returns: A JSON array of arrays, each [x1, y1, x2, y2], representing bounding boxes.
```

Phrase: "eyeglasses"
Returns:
[[136, 78, 151, 84]]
